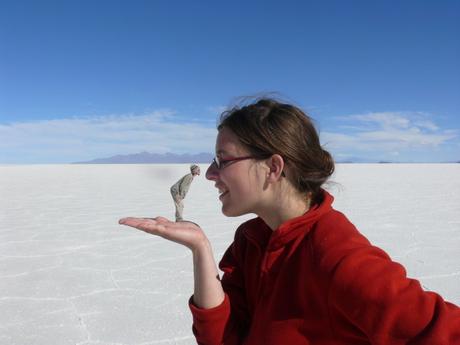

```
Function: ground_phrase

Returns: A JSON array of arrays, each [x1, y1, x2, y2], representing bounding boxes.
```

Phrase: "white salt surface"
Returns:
[[0, 164, 459, 345]]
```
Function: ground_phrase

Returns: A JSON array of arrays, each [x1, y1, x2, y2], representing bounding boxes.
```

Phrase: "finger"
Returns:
[[119, 216, 170, 225], [119, 217, 156, 226], [118, 218, 126, 224], [120, 217, 168, 236], [119, 218, 162, 232], [135, 220, 167, 235]]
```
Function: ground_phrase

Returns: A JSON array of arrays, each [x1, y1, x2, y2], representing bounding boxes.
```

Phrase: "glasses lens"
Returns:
[[213, 157, 220, 169]]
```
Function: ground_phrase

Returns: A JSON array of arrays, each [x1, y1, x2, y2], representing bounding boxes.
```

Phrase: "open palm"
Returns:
[[118, 216, 207, 250]]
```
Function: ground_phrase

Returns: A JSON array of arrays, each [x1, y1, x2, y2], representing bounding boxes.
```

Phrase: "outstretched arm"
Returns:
[[118, 217, 225, 309]]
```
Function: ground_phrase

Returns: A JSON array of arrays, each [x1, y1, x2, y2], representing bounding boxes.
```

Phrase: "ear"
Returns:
[[266, 154, 285, 182]]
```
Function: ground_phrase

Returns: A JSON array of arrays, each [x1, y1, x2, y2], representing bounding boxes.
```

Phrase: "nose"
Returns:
[[206, 163, 218, 181]]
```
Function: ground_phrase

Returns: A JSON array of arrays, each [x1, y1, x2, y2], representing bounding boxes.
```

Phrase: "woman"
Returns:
[[119, 98, 460, 344]]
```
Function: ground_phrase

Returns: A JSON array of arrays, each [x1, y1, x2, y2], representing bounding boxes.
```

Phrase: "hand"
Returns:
[[118, 216, 208, 251]]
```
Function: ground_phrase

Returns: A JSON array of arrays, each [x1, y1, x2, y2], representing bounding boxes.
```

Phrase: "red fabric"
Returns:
[[189, 191, 460, 344]]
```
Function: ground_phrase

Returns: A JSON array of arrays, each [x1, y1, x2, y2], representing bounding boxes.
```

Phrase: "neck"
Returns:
[[258, 193, 311, 231]]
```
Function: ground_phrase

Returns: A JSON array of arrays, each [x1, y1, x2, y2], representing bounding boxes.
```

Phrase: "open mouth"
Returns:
[[219, 190, 229, 200], [217, 186, 229, 200]]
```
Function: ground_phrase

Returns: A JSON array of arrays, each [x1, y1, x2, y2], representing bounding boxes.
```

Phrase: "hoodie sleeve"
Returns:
[[316, 213, 460, 344], [189, 227, 250, 345], [328, 245, 460, 344]]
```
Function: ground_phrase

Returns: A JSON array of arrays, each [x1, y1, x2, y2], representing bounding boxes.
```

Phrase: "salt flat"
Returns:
[[0, 164, 459, 345]]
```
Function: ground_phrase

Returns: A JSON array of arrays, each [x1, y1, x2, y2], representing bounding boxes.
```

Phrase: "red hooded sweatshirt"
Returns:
[[189, 191, 460, 344]]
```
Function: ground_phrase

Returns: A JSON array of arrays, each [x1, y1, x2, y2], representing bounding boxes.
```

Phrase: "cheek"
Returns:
[[227, 173, 262, 204], [220, 170, 265, 216], [228, 173, 255, 193]]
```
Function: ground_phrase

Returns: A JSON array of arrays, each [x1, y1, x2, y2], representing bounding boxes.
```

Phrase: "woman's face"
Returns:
[[206, 127, 268, 217]]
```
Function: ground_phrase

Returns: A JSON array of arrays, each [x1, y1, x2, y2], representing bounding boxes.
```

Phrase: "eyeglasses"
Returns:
[[211, 156, 255, 170]]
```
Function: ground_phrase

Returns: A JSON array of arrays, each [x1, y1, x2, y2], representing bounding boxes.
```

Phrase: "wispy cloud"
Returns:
[[0, 111, 217, 164], [321, 112, 458, 162], [1, 109, 458, 164]]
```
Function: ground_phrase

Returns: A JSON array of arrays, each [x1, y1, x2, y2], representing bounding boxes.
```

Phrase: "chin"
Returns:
[[222, 204, 249, 217]]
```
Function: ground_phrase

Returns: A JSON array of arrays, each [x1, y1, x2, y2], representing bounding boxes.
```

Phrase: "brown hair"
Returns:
[[218, 98, 334, 205]]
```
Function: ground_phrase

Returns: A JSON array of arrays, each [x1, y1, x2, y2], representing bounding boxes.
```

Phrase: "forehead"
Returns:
[[216, 127, 248, 156]]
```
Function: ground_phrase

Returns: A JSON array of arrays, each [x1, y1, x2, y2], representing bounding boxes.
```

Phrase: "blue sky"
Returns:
[[1, 0, 459, 163]]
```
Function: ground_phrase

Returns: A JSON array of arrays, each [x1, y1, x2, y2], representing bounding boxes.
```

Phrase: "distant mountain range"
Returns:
[[74, 152, 214, 164], [73, 152, 460, 164]]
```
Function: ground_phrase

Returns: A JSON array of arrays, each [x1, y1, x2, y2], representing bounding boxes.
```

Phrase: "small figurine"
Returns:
[[170, 164, 200, 221]]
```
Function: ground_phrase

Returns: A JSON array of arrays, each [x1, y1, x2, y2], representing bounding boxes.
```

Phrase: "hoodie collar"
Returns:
[[243, 190, 334, 251]]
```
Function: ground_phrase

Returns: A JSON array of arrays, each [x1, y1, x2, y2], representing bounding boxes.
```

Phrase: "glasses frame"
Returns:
[[211, 156, 256, 170]]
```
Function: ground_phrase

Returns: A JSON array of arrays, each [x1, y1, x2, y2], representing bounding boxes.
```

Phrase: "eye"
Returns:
[[219, 159, 232, 168]]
